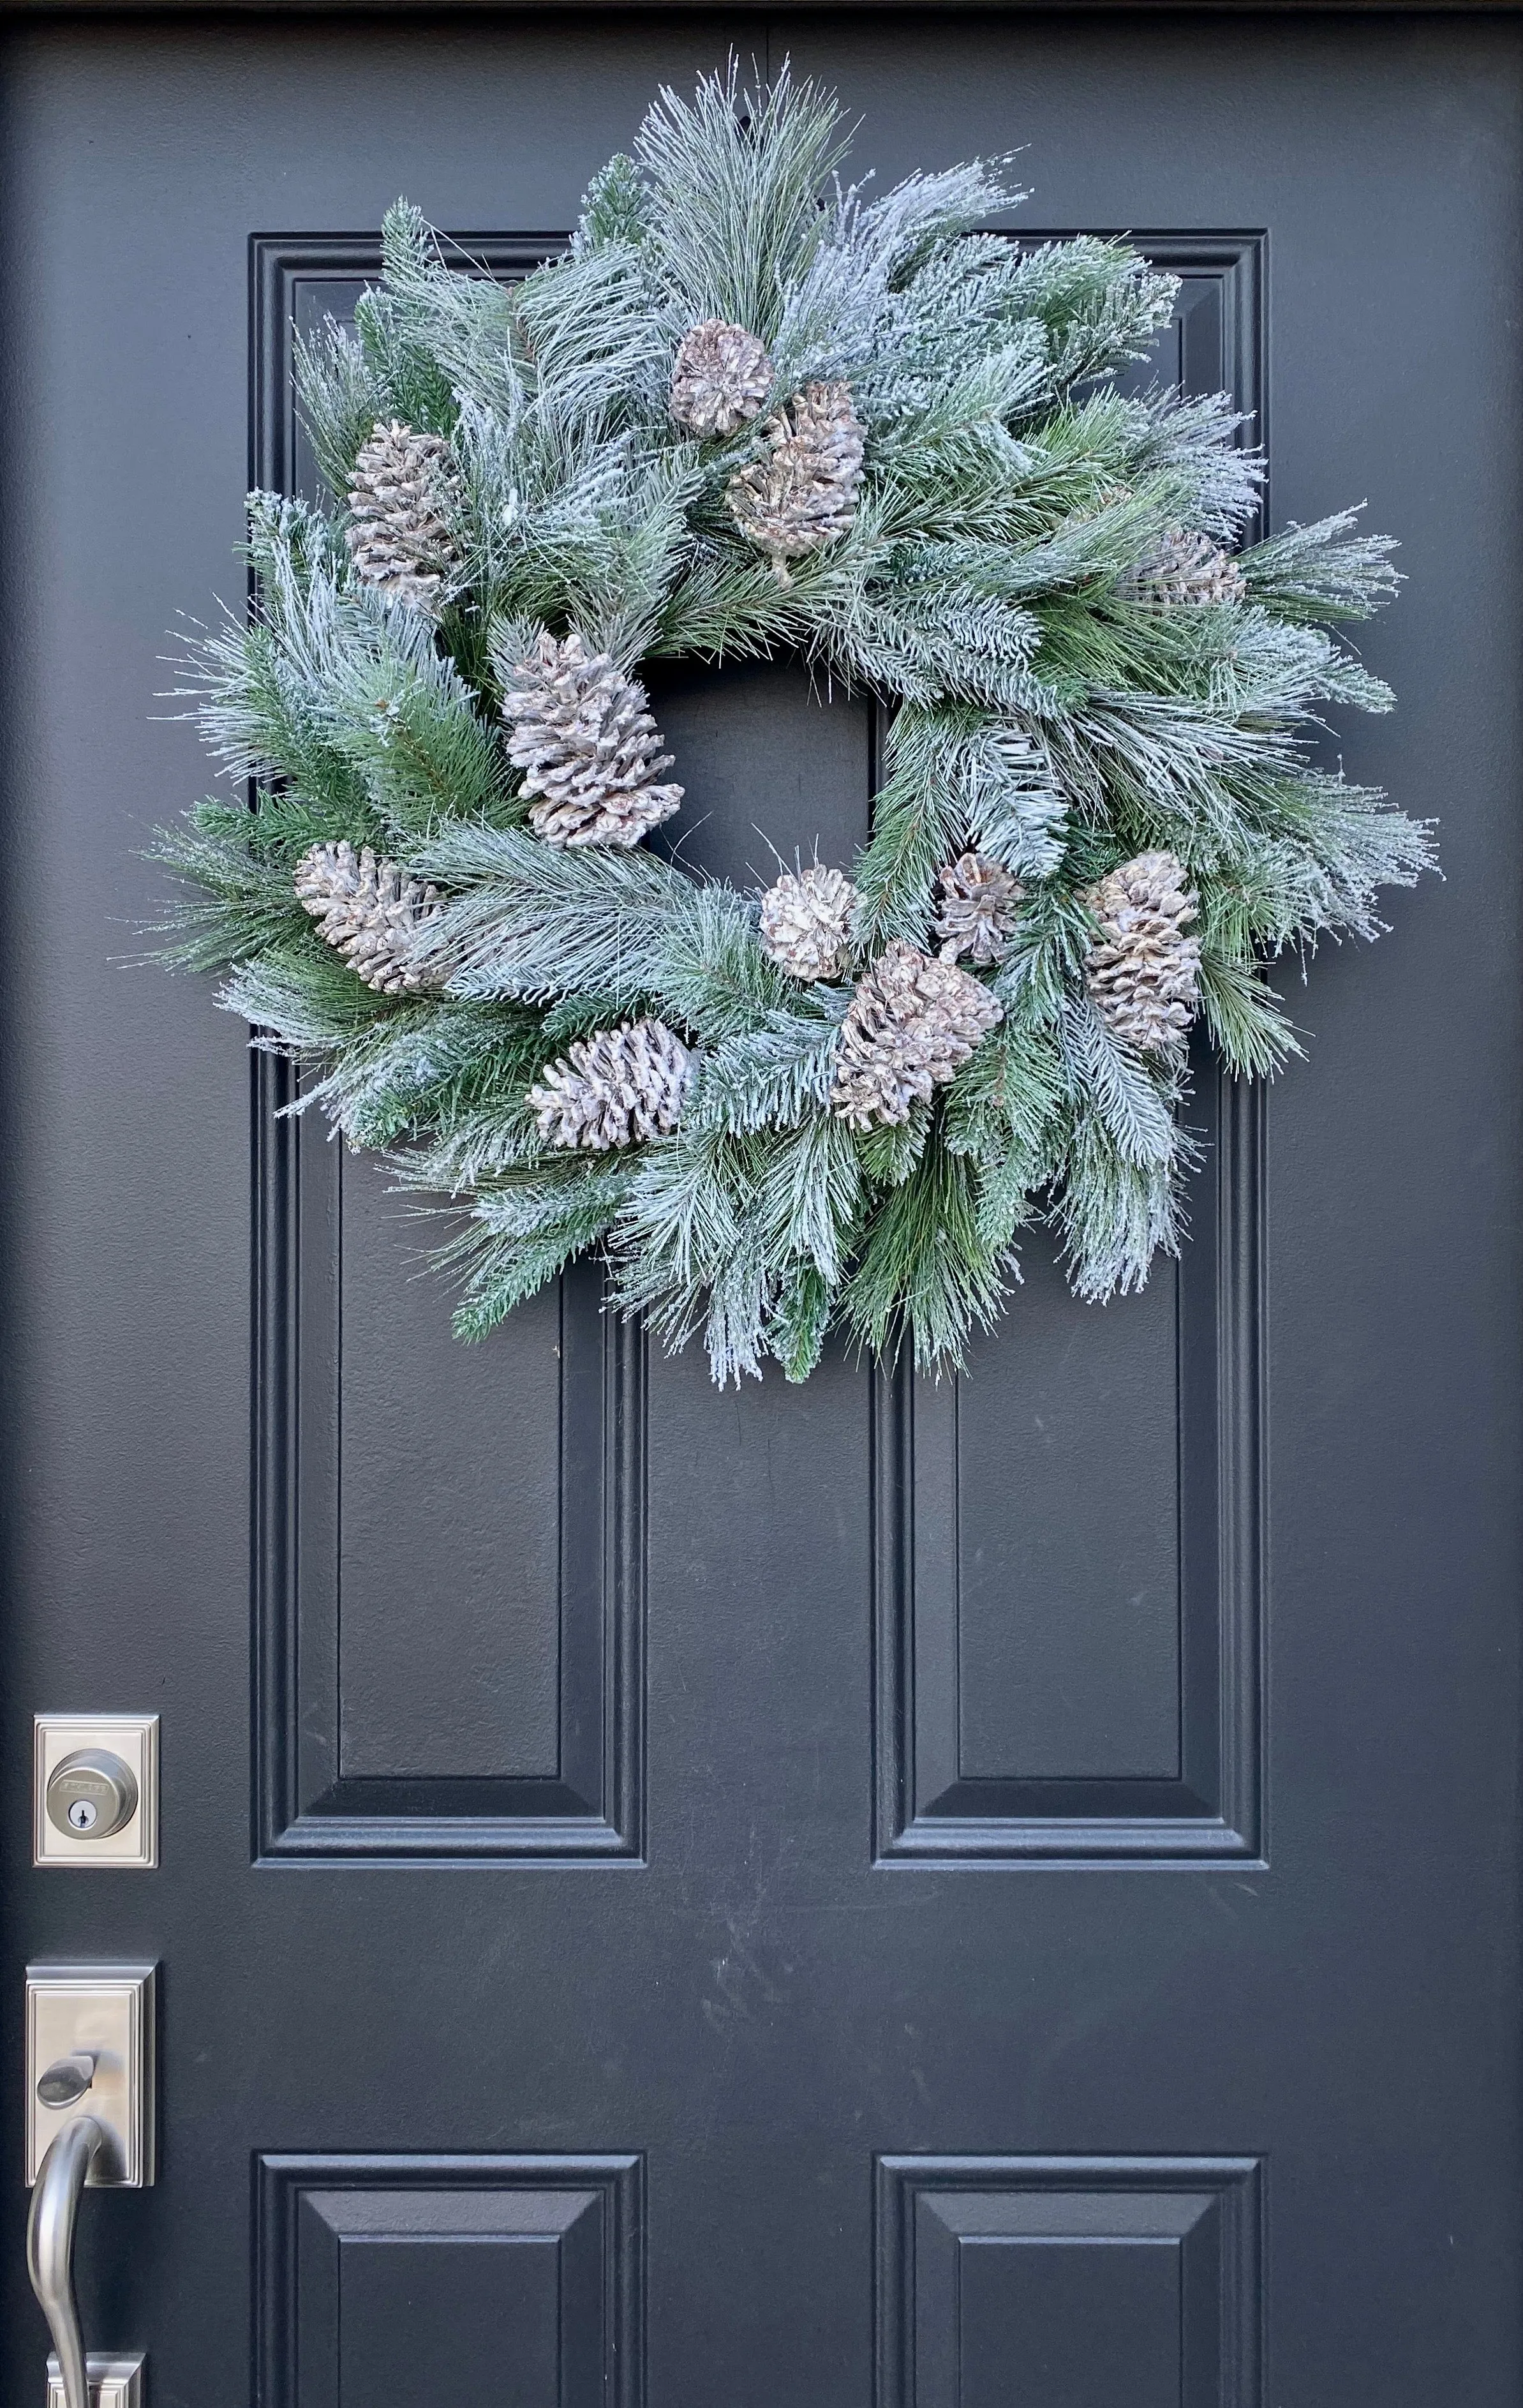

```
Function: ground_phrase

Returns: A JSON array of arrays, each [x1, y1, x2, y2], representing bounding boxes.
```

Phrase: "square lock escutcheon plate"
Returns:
[[33, 1716, 158, 1869]]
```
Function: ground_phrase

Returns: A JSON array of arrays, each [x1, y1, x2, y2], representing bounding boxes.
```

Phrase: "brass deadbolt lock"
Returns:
[[44, 1751, 138, 1841]]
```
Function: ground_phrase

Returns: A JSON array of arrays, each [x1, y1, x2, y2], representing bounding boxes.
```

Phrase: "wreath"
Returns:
[[156, 66, 1430, 1386]]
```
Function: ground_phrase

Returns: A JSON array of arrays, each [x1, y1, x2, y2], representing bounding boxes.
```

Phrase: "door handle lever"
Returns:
[[27, 2109, 107, 2408], [24, 1966, 154, 2408]]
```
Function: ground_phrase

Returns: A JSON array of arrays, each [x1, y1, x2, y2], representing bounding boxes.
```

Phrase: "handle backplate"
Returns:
[[25, 1968, 156, 2188], [47, 2354, 145, 2408]]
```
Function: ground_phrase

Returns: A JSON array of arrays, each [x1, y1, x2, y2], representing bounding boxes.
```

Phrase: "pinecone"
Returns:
[[933, 853, 1025, 967], [293, 839, 444, 994], [669, 320, 773, 437], [759, 864, 859, 982], [345, 419, 463, 613], [1083, 849, 1201, 1052], [528, 1017, 694, 1150], [1120, 527, 1246, 609], [728, 381, 865, 573], [501, 632, 683, 849], [830, 940, 1003, 1130]]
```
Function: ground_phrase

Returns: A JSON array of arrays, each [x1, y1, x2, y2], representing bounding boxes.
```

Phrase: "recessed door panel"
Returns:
[[259, 2156, 642, 2408], [875, 1066, 1263, 1861], [878, 2157, 1261, 2408]]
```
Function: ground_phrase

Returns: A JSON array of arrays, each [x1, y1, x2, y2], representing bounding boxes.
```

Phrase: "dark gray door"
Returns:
[[3, 14, 1519, 2407]]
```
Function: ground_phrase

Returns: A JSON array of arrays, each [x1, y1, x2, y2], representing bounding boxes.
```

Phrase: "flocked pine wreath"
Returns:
[[154, 66, 1432, 1386]]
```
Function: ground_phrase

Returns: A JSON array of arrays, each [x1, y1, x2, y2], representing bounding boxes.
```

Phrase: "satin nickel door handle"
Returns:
[[24, 1968, 154, 2407], [27, 2109, 107, 2408]]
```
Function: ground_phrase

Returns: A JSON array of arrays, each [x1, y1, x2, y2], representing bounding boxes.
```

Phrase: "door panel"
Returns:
[[258, 2155, 642, 2408], [877, 1063, 1262, 1862], [877, 2158, 1261, 2408], [2, 17, 1519, 2408]]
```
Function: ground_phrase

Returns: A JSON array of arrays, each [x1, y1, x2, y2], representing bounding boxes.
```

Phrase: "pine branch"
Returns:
[[414, 823, 795, 1037], [609, 1123, 752, 1363], [425, 1156, 635, 1339], [842, 1140, 1008, 1372], [856, 703, 1066, 952], [942, 1014, 1064, 1164], [361, 198, 523, 426], [1061, 994, 1180, 1169], [765, 1259, 835, 1382], [1122, 391, 1264, 536], [690, 1007, 844, 1132], [1051, 1102, 1187, 1303], [609, 1112, 863, 1385], [296, 996, 543, 1152], [1241, 507, 1401, 623], [292, 324, 392, 504], [1009, 237, 1179, 394], [1049, 998, 1199, 1301], [1196, 946, 1301, 1079], [633, 61, 851, 338], [217, 940, 398, 1051], [939, 1018, 1064, 1253], [753, 1114, 863, 1286], [856, 1103, 933, 1188], [575, 153, 650, 255], [412, 824, 691, 1000], [318, 634, 517, 840], [147, 813, 314, 971]]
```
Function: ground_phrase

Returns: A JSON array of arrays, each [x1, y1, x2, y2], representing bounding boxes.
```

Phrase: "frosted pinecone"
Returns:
[[830, 940, 1003, 1130], [933, 853, 1025, 967], [1120, 527, 1246, 609], [669, 320, 773, 437], [501, 632, 683, 849], [1083, 849, 1201, 1052], [293, 839, 443, 994], [759, 864, 859, 982], [728, 381, 865, 574], [345, 419, 463, 613], [528, 1017, 694, 1150]]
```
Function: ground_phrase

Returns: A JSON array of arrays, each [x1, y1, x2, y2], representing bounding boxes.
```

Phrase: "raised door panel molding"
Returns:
[[874, 1064, 1264, 1862], [258, 2154, 643, 2408], [873, 237, 1267, 1868], [250, 238, 643, 1862], [256, 1138, 646, 1860], [877, 2157, 1261, 2408]]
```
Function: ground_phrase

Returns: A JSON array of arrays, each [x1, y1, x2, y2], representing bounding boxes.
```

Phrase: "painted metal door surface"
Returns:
[[1, 15, 1519, 2407]]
